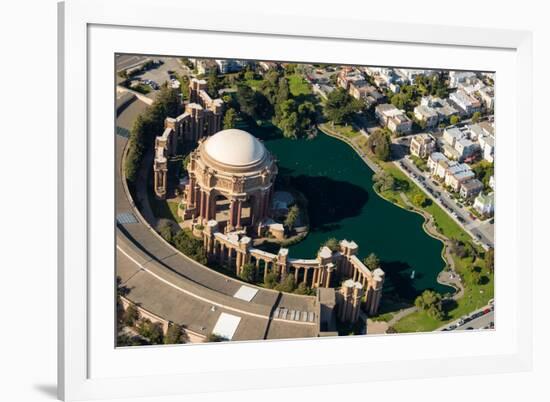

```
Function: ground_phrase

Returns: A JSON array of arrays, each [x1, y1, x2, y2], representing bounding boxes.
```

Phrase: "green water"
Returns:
[[247, 123, 450, 300]]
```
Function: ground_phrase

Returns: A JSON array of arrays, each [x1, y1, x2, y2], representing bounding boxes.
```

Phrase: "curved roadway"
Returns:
[[115, 113, 320, 342]]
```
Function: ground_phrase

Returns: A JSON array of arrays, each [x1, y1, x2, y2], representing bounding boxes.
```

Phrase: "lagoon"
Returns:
[[252, 126, 451, 301]]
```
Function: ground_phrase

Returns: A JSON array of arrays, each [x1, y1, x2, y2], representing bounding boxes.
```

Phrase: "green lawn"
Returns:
[[288, 74, 312, 96], [321, 123, 361, 140], [394, 261, 493, 333]]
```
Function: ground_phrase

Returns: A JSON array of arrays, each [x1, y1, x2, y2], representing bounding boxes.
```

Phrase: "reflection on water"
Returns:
[[247, 123, 451, 300]]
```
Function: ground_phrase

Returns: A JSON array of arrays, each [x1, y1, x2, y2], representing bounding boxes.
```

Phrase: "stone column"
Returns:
[[187, 176, 195, 205], [236, 200, 243, 228], [236, 252, 242, 275], [294, 268, 299, 284], [325, 269, 332, 288], [229, 199, 237, 228]]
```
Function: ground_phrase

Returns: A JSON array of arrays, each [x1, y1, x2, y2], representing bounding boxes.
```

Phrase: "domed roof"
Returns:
[[204, 129, 266, 166]]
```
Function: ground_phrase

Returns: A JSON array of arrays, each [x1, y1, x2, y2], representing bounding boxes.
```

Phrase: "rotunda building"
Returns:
[[182, 129, 277, 231]]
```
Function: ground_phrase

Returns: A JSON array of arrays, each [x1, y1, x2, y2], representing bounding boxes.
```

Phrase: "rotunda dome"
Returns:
[[203, 129, 265, 167]]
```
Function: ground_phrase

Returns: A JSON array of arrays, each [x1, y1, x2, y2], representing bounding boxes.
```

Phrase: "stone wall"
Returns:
[[202, 220, 385, 315]]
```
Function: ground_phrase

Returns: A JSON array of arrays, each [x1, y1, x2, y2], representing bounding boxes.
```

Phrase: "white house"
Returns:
[[450, 89, 482, 115], [414, 105, 439, 128], [449, 71, 477, 88], [410, 133, 436, 159], [474, 192, 495, 216]]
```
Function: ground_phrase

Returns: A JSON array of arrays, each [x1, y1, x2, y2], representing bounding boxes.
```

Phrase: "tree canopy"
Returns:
[[363, 253, 381, 271], [367, 129, 391, 161], [324, 87, 361, 125], [284, 205, 300, 230], [414, 290, 444, 320], [125, 84, 181, 184]]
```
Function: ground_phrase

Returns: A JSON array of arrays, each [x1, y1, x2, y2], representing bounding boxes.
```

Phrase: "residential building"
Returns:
[[375, 103, 412, 135], [445, 169, 475, 191], [215, 59, 249, 74], [337, 69, 366, 90], [420, 96, 458, 122], [479, 86, 495, 110], [196, 59, 218, 75], [473, 192, 495, 216], [448, 71, 477, 88], [443, 127, 465, 147], [395, 69, 436, 84], [410, 133, 436, 159], [258, 61, 278, 72], [479, 121, 495, 137], [414, 105, 439, 128], [478, 134, 495, 163], [454, 138, 480, 161], [443, 162, 472, 189], [349, 82, 385, 106], [459, 179, 484, 199], [450, 89, 482, 115], [427, 152, 450, 179]]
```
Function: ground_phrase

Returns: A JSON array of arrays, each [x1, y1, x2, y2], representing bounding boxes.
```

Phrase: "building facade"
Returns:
[[182, 129, 278, 232], [153, 78, 224, 199]]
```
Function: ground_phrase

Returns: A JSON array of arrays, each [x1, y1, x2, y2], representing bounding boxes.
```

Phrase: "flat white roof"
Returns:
[[233, 285, 258, 302], [212, 313, 241, 340]]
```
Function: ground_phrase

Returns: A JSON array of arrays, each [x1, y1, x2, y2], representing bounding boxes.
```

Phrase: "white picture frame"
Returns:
[[58, 0, 533, 400]]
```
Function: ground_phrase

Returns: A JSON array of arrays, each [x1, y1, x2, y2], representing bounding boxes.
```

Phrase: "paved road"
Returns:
[[439, 304, 495, 331], [395, 154, 494, 249], [114, 124, 320, 341], [115, 54, 150, 72]]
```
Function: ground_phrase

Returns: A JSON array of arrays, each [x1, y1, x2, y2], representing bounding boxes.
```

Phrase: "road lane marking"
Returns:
[[117, 244, 317, 326]]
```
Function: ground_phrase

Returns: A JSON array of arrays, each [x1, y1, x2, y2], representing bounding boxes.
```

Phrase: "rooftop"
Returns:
[[204, 129, 266, 167]]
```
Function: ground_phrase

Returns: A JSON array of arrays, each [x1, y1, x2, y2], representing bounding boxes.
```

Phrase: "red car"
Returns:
[[483, 308, 491, 314]]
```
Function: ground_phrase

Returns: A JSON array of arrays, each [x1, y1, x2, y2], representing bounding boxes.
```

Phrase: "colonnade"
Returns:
[[201, 221, 385, 315]]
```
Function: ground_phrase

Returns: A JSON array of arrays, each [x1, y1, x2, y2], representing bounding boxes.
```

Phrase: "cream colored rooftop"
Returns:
[[204, 129, 266, 167]]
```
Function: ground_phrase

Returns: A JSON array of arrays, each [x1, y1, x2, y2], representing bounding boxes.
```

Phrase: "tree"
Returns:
[[275, 77, 290, 106], [277, 99, 299, 138], [472, 160, 494, 189], [235, 84, 257, 118], [239, 262, 256, 282], [472, 111, 481, 123], [207, 333, 227, 342], [223, 108, 237, 129], [244, 70, 256, 81], [470, 270, 482, 285], [275, 274, 296, 293], [294, 282, 313, 295], [284, 205, 300, 230], [363, 253, 380, 271], [372, 171, 396, 192], [412, 193, 427, 207], [206, 69, 221, 98], [414, 290, 444, 320], [172, 229, 207, 264], [367, 129, 391, 161], [485, 248, 494, 273], [157, 221, 173, 243], [124, 84, 181, 184], [164, 323, 185, 344], [450, 115, 460, 125], [324, 87, 361, 125], [264, 271, 279, 289], [323, 238, 340, 252], [123, 304, 139, 327], [137, 319, 164, 344]]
